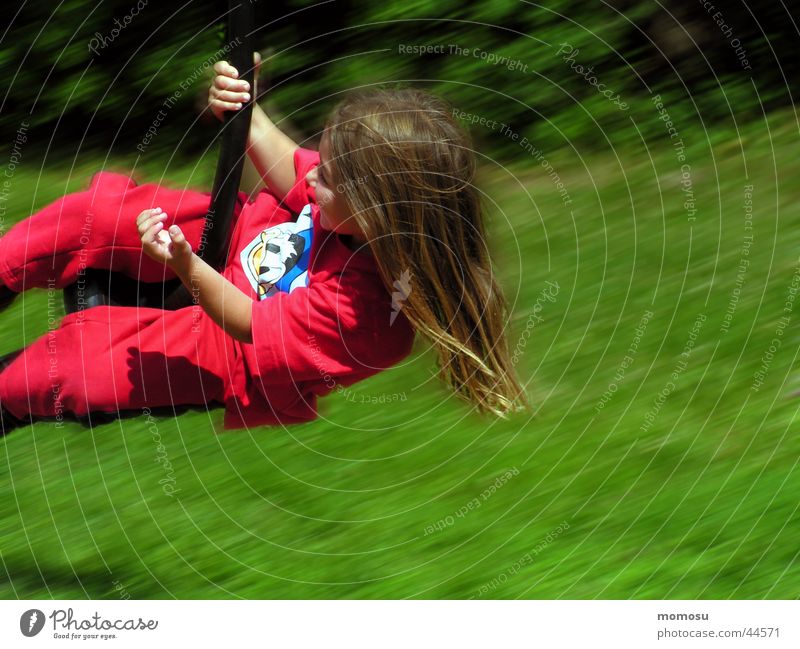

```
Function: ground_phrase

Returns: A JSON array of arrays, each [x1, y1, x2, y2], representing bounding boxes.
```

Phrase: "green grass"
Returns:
[[1, 109, 799, 599]]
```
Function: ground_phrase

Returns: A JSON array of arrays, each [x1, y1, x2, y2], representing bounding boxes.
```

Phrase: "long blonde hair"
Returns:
[[325, 87, 530, 418]]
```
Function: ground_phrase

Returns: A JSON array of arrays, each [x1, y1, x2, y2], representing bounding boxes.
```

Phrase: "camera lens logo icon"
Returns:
[[20, 609, 46, 637]]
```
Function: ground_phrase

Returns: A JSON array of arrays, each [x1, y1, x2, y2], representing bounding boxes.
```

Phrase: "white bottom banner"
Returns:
[[0, 600, 796, 647]]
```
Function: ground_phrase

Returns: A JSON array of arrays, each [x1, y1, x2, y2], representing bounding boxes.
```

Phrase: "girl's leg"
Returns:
[[0, 304, 235, 425], [0, 171, 212, 293]]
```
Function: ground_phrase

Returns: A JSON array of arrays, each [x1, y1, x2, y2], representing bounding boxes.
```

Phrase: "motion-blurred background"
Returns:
[[0, 0, 798, 598]]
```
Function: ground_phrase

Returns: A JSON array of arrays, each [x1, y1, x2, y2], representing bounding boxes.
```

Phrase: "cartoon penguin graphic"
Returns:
[[240, 205, 314, 299]]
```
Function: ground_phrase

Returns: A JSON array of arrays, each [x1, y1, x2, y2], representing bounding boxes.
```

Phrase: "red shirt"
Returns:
[[221, 147, 415, 428]]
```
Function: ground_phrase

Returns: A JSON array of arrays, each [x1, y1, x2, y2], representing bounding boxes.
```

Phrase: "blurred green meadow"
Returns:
[[1, 103, 798, 598]]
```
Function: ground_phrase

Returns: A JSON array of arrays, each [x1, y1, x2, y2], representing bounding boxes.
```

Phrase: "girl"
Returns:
[[0, 56, 529, 434]]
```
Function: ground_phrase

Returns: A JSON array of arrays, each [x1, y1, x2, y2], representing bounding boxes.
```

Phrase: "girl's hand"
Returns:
[[136, 208, 193, 274], [208, 51, 261, 121]]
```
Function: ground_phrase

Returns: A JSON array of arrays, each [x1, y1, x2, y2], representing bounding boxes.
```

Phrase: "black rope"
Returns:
[[198, 0, 256, 271]]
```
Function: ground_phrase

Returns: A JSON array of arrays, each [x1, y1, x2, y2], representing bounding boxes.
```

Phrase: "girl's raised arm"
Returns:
[[209, 54, 299, 199]]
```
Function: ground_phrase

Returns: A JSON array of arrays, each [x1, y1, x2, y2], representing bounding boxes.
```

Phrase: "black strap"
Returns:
[[198, 0, 256, 271]]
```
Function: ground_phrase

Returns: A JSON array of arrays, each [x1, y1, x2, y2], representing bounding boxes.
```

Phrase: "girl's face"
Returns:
[[306, 130, 365, 244]]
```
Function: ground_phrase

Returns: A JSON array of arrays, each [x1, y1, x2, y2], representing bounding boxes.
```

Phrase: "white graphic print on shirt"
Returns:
[[239, 204, 314, 300]]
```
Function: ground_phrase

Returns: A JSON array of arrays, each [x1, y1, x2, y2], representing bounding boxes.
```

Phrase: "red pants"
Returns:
[[0, 172, 236, 422]]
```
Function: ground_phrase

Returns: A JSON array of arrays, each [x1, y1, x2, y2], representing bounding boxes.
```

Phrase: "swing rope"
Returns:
[[199, 0, 255, 271]]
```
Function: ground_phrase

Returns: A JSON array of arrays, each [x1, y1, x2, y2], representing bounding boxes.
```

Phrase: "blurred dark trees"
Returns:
[[1, 0, 796, 161]]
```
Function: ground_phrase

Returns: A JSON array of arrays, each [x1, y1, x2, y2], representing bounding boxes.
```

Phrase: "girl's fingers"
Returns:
[[167, 225, 192, 255], [141, 220, 165, 242], [213, 75, 249, 92], [136, 207, 161, 228], [212, 60, 238, 77], [211, 100, 243, 113], [253, 52, 261, 97], [212, 89, 250, 104], [137, 211, 167, 235], [167, 224, 185, 242]]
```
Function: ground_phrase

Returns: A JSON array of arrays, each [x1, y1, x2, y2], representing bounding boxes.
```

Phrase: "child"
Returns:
[[0, 56, 529, 433]]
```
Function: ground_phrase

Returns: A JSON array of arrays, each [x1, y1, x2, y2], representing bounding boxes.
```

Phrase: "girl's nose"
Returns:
[[306, 166, 317, 188]]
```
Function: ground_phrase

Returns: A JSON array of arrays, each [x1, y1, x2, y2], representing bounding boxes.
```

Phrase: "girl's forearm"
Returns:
[[173, 253, 253, 343], [247, 103, 299, 199]]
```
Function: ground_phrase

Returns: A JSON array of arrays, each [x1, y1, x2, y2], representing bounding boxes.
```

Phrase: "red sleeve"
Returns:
[[281, 147, 321, 213], [248, 278, 379, 388]]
